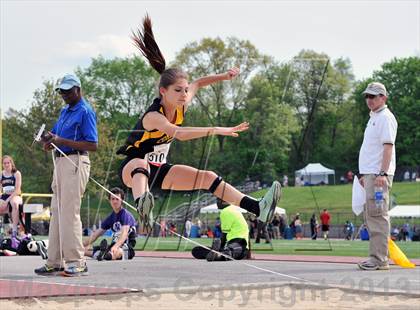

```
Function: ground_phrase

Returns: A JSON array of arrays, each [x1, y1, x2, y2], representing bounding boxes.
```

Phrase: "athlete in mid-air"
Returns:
[[117, 14, 281, 230]]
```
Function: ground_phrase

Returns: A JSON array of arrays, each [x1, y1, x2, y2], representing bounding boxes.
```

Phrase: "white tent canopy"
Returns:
[[389, 205, 420, 218], [200, 204, 286, 215], [295, 163, 335, 185]]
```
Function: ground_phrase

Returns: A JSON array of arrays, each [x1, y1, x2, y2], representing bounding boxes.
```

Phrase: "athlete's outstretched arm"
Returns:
[[186, 67, 239, 103], [143, 112, 249, 141]]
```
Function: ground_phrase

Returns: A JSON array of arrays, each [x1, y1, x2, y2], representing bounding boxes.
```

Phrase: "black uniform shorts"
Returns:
[[119, 157, 173, 190]]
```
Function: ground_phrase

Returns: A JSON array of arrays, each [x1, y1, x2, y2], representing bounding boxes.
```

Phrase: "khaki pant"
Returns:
[[47, 154, 90, 268], [363, 174, 393, 265]]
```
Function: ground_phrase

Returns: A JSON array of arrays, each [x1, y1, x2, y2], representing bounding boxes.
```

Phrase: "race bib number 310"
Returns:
[[146, 143, 171, 165]]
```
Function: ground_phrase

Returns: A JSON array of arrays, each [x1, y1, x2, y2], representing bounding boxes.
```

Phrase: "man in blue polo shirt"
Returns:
[[35, 74, 98, 277]]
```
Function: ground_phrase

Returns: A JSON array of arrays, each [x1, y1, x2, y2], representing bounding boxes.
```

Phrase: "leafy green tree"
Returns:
[[375, 57, 420, 167], [285, 50, 359, 175], [174, 37, 270, 152], [2, 80, 121, 196], [2, 80, 63, 193], [287, 50, 331, 167], [310, 57, 360, 173], [76, 56, 157, 130], [235, 63, 298, 182]]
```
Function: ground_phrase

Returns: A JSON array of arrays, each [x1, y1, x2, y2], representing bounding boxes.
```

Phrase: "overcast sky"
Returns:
[[1, 0, 419, 113]]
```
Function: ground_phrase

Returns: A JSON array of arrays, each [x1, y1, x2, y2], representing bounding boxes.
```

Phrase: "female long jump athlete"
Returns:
[[117, 15, 281, 229]]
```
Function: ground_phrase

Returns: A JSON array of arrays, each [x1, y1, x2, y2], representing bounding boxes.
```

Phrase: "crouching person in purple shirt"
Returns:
[[84, 187, 137, 261]]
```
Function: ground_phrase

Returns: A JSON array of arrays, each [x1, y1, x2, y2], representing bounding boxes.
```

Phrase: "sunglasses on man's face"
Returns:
[[364, 94, 382, 99]]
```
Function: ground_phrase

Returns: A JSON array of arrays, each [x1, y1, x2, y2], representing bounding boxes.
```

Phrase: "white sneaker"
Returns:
[[136, 192, 155, 231], [357, 260, 390, 271], [258, 181, 281, 223]]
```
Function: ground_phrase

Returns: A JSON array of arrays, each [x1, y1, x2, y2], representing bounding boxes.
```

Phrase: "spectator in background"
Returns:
[[279, 215, 286, 238], [344, 220, 354, 240], [403, 170, 410, 182], [168, 222, 177, 236], [248, 214, 258, 238], [206, 226, 214, 238], [357, 82, 397, 271], [320, 209, 331, 240], [391, 226, 400, 241], [289, 215, 296, 238], [185, 218, 192, 237], [83, 188, 136, 261], [271, 214, 281, 239], [267, 222, 274, 239], [412, 171, 417, 182], [310, 213, 318, 240], [255, 220, 270, 244], [0, 155, 23, 248], [160, 219, 167, 237], [346, 170, 354, 183], [283, 175, 288, 187], [401, 222, 410, 241], [294, 215, 303, 239], [214, 217, 222, 238], [411, 226, 420, 241], [196, 218, 202, 232]]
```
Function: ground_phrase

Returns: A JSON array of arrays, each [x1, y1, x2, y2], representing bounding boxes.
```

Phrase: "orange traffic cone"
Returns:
[[388, 238, 415, 268]]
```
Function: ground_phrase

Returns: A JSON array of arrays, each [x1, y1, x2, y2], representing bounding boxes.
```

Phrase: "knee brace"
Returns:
[[131, 167, 150, 179], [209, 176, 223, 194]]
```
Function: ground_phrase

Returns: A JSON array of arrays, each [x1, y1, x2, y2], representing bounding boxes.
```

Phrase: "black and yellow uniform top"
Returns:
[[117, 98, 184, 166]]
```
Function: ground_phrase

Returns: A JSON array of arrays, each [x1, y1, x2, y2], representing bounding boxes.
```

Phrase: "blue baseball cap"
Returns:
[[55, 74, 81, 91]]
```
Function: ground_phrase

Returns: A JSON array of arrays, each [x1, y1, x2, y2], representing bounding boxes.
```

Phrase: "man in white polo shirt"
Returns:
[[357, 82, 397, 271]]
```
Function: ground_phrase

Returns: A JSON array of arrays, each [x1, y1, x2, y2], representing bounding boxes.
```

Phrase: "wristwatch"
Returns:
[[378, 171, 388, 177]]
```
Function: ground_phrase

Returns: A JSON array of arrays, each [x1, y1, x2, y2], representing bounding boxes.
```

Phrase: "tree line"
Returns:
[[2, 37, 419, 196]]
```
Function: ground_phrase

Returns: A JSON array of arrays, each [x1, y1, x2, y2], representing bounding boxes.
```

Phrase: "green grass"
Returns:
[[31, 182, 420, 260], [87, 237, 419, 259], [34, 235, 420, 259], [250, 182, 420, 225], [251, 182, 420, 214], [79, 182, 420, 226]]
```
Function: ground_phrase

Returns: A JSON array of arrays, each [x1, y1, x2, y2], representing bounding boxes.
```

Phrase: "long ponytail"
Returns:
[[132, 14, 166, 74], [132, 14, 188, 94]]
